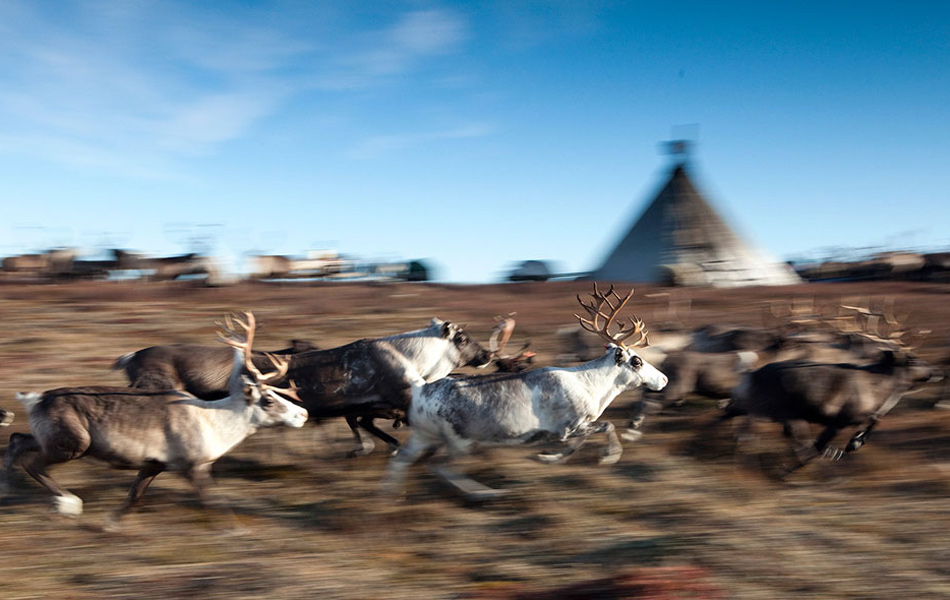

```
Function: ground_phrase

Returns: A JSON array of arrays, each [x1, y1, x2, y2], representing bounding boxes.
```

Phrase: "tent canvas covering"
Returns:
[[591, 164, 800, 287]]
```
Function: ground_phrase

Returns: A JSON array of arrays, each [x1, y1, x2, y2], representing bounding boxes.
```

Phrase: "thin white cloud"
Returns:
[[348, 121, 495, 159], [0, 1, 308, 175], [391, 9, 468, 55], [0, 2, 478, 176], [156, 91, 284, 154], [331, 8, 468, 83]]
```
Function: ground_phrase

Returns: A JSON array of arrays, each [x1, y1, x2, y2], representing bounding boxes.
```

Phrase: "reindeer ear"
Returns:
[[240, 375, 258, 405], [441, 322, 453, 338], [614, 347, 625, 364]]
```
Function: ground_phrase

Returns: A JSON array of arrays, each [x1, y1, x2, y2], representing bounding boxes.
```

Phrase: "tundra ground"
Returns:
[[1, 280, 949, 599]]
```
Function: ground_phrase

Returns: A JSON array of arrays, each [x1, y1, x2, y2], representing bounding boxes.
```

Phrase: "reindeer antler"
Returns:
[[835, 303, 914, 349], [216, 311, 291, 384], [574, 283, 649, 348], [490, 313, 517, 355], [489, 313, 536, 372]]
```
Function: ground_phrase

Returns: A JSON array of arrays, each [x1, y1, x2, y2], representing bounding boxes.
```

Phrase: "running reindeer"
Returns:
[[381, 284, 668, 501], [722, 303, 940, 476], [114, 338, 318, 397], [115, 317, 491, 457], [1, 312, 307, 530]]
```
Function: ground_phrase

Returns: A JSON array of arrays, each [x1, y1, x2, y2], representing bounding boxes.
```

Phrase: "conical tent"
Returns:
[[591, 163, 800, 287]]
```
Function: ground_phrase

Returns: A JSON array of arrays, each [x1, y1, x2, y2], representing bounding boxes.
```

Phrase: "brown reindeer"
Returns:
[[115, 339, 318, 398], [722, 307, 940, 476], [2, 313, 307, 530]]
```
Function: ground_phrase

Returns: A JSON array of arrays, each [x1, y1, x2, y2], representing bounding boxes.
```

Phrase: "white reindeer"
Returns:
[[381, 284, 668, 500], [2, 312, 307, 530]]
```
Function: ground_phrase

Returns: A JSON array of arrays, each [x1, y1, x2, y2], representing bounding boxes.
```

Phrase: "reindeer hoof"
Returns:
[[599, 451, 622, 465], [223, 525, 252, 537], [620, 429, 643, 443], [52, 494, 83, 518], [535, 452, 567, 464], [846, 433, 866, 453], [466, 488, 509, 503], [346, 445, 375, 458], [101, 515, 123, 533], [822, 447, 845, 462]]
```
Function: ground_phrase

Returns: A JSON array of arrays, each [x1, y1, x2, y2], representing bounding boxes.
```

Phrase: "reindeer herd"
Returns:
[[0, 284, 942, 531]]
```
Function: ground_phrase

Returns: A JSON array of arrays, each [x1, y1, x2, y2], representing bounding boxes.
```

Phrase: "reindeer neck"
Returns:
[[188, 394, 258, 459], [380, 327, 452, 381], [565, 355, 632, 418]]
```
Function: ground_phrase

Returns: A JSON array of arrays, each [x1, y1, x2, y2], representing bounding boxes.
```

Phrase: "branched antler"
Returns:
[[834, 301, 917, 349], [574, 283, 649, 348], [489, 313, 517, 355], [217, 311, 294, 386], [489, 314, 536, 372]]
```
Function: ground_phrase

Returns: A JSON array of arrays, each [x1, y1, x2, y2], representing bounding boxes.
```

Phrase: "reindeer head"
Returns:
[[433, 318, 493, 369], [217, 312, 308, 429], [575, 284, 668, 391]]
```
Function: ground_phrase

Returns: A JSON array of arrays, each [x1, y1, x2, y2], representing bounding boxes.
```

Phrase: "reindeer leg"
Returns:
[[623, 398, 650, 442], [378, 435, 434, 497], [783, 419, 820, 465], [598, 421, 624, 465], [428, 441, 506, 502], [536, 433, 589, 464], [846, 415, 880, 453], [103, 462, 165, 532], [814, 426, 844, 462], [357, 416, 401, 455], [21, 452, 83, 517], [15, 429, 87, 517], [732, 415, 764, 472], [345, 415, 376, 458], [782, 421, 841, 477], [184, 463, 244, 533], [1, 433, 40, 494], [428, 462, 507, 502], [537, 422, 609, 464]]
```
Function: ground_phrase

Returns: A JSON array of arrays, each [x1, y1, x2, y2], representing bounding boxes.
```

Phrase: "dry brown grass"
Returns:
[[2, 280, 950, 599]]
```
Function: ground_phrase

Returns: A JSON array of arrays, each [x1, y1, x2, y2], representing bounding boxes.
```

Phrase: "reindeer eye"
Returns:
[[457, 336, 469, 347], [631, 356, 643, 368]]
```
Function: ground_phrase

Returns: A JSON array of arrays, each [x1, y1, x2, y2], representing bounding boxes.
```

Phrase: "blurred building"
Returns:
[[508, 260, 554, 282], [591, 151, 800, 287]]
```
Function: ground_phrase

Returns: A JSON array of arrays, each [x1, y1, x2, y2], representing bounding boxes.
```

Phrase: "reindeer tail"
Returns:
[[112, 351, 137, 371], [14, 392, 43, 413]]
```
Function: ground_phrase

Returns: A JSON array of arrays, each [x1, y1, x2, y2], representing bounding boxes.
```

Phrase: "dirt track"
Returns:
[[2, 280, 950, 599]]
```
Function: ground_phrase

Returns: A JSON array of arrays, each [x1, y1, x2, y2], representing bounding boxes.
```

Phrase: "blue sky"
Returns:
[[1, 1, 948, 281]]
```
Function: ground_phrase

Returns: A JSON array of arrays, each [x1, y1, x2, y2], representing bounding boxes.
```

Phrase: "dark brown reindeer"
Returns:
[[1, 312, 307, 530], [721, 307, 940, 476], [115, 338, 318, 398], [622, 301, 823, 440], [262, 318, 493, 457], [126, 316, 493, 457]]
